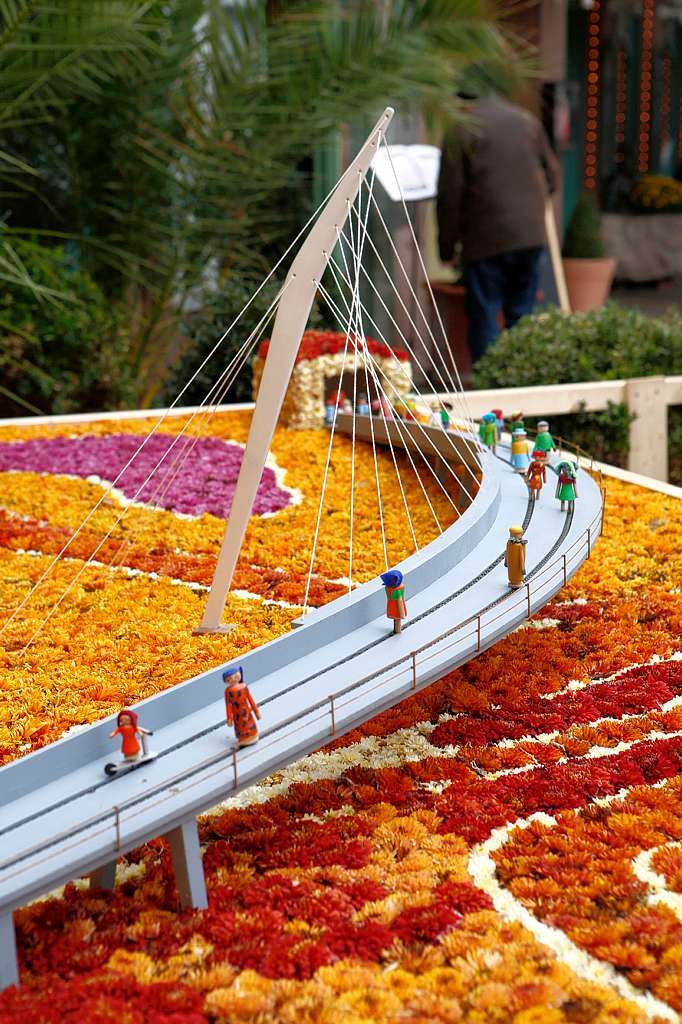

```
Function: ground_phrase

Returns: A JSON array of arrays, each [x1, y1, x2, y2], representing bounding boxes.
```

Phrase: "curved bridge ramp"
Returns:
[[0, 437, 603, 988]]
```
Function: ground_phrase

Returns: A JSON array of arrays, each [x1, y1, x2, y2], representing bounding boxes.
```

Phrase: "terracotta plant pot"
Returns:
[[562, 257, 617, 312]]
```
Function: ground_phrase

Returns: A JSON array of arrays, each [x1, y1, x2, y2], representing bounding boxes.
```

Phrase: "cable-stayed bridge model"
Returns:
[[0, 109, 603, 989]]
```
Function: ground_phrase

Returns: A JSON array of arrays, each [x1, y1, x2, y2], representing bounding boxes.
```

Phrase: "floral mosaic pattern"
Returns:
[[0, 433, 293, 517], [0, 411, 681, 1023]]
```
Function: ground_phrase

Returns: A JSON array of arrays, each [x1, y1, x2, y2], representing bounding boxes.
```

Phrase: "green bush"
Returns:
[[0, 239, 134, 415], [474, 304, 682, 481], [165, 277, 284, 407], [562, 194, 606, 259]]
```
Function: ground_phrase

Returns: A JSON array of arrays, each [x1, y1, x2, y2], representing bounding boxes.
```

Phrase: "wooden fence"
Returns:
[[457, 375, 682, 483]]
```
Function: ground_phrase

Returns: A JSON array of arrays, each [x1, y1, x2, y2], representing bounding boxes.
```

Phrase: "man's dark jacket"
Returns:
[[437, 96, 559, 267]]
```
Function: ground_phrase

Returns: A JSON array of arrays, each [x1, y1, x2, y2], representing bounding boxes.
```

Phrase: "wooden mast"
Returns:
[[195, 107, 394, 633]]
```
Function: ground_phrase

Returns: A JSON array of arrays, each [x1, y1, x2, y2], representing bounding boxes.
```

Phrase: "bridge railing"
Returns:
[[0, 439, 605, 880]]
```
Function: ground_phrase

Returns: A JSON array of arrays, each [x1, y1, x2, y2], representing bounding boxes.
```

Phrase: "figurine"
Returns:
[[406, 399, 419, 421], [533, 420, 556, 459], [438, 403, 452, 430], [371, 396, 394, 419], [342, 397, 353, 415], [380, 568, 407, 634], [510, 428, 530, 472], [504, 526, 527, 589], [555, 460, 579, 511], [492, 408, 505, 440], [510, 410, 524, 433], [105, 709, 156, 777], [325, 391, 341, 426], [479, 412, 497, 452], [526, 457, 547, 500], [357, 393, 370, 416], [224, 666, 261, 747]]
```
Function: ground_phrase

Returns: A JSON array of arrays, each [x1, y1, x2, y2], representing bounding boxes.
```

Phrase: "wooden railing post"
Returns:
[[625, 376, 668, 481], [114, 805, 121, 851]]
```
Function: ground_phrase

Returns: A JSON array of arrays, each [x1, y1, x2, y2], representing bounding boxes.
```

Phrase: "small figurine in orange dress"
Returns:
[[110, 709, 145, 762], [381, 569, 407, 634], [224, 666, 261, 747], [105, 708, 155, 777], [526, 456, 547, 500]]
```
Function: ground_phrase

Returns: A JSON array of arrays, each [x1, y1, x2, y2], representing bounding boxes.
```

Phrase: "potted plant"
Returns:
[[562, 194, 617, 311]]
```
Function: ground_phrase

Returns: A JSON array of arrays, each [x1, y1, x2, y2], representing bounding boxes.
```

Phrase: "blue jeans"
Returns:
[[464, 247, 543, 363]]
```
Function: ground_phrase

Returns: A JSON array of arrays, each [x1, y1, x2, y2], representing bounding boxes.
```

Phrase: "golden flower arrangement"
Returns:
[[0, 411, 681, 1023], [630, 174, 682, 213]]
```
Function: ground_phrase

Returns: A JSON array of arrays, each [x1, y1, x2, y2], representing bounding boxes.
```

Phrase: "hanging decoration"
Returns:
[[637, 0, 656, 174], [615, 47, 628, 165], [584, 0, 601, 189]]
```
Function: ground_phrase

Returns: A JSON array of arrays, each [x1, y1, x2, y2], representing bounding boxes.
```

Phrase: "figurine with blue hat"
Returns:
[[380, 568, 407, 634], [223, 665, 261, 747]]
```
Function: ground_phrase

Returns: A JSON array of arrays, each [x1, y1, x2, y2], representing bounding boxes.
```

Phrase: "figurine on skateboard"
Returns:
[[555, 460, 578, 511], [224, 666, 261, 747], [504, 526, 527, 589], [105, 709, 156, 777], [381, 568, 407, 634]]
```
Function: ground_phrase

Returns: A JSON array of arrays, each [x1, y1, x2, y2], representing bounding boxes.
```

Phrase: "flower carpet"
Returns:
[[0, 411, 681, 1022]]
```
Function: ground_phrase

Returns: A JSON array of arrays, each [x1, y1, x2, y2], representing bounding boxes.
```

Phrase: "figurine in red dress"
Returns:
[[526, 455, 547, 500], [109, 709, 146, 762], [223, 666, 261, 747], [381, 568, 407, 634]]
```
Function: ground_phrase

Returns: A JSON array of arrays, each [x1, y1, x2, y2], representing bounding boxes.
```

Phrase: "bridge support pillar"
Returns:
[[89, 860, 117, 891], [166, 819, 207, 910], [0, 912, 19, 991]]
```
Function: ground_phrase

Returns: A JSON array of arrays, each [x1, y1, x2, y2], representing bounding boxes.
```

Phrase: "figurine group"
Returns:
[[324, 388, 456, 431], [478, 412, 578, 512]]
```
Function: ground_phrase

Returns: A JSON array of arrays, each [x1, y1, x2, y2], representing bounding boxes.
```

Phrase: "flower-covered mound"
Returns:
[[1, 412, 681, 1023]]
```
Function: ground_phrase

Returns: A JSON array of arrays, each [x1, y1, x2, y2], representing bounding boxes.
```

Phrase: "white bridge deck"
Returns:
[[0, 431, 603, 988]]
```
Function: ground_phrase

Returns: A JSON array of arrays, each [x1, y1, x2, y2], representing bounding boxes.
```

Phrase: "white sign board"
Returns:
[[372, 144, 441, 202]]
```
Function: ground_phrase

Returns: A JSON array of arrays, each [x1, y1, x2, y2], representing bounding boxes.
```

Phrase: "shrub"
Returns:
[[0, 239, 134, 416], [562, 194, 606, 259], [166, 275, 328, 407], [165, 277, 283, 407], [474, 304, 682, 481]]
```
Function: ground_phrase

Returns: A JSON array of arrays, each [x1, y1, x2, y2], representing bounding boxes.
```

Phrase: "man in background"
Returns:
[[437, 92, 558, 363]]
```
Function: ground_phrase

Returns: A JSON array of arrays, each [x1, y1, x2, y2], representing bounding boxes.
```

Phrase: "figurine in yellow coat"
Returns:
[[504, 526, 527, 589]]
